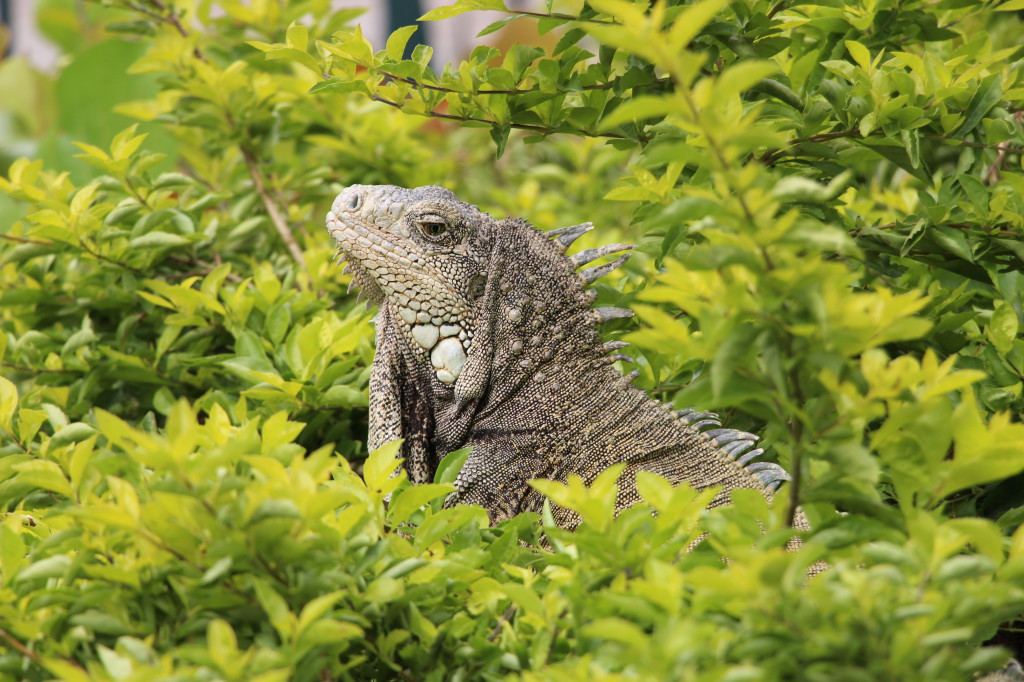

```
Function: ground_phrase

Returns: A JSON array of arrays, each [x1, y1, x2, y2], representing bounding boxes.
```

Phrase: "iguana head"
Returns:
[[326, 185, 491, 387]]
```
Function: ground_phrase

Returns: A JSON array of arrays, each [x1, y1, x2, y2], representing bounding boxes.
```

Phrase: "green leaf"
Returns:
[[930, 225, 975, 262], [901, 129, 920, 169], [363, 440, 405, 493], [319, 384, 368, 408], [957, 174, 989, 214], [12, 460, 73, 497], [307, 78, 369, 95], [477, 15, 522, 38], [50, 422, 98, 447], [286, 22, 308, 52], [248, 499, 302, 525], [129, 231, 191, 250], [0, 376, 17, 431], [364, 576, 403, 603], [434, 447, 471, 485], [264, 47, 322, 77], [845, 40, 872, 71], [600, 95, 678, 129], [986, 301, 1019, 354], [667, 0, 730, 51], [208, 619, 239, 665], [152, 172, 193, 189], [715, 61, 779, 102], [388, 483, 455, 524], [296, 591, 347, 634], [201, 556, 233, 585], [419, 5, 476, 21], [0, 525, 26, 578], [253, 579, 295, 641], [42, 659, 92, 682], [385, 26, 420, 61], [14, 554, 73, 583], [958, 74, 1002, 137]]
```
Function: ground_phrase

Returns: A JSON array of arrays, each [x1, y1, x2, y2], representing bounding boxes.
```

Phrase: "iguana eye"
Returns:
[[418, 221, 449, 238]]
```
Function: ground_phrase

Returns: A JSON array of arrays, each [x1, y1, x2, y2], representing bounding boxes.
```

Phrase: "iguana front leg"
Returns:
[[446, 439, 552, 523], [369, 306, 438, 484]]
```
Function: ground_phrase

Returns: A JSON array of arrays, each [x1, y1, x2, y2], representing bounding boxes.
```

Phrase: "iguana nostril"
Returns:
[[346, 193, 361, 211]]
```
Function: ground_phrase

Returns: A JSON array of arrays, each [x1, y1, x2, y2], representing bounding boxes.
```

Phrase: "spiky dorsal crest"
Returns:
[[541, 220, 791, 491]]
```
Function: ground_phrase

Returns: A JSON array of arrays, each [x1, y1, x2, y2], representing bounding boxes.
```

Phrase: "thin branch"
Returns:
[[143, 0, 206, 61], [370, 94, 650, 143], [854, 221, 1019, 238], [165, 255, 245, 282], [674, 78, 758, 226], [928, 135, 1024, 154], [376, 69, 670, 96], [0, 232, 145, 274], [0, 424, 31, 453], [984, 113, 1024, 184], [783, 361, 805, 528], [123, 176, 153, 211], [77, 239, 146, 275], [1, 362, 80, 375], [241, 147, 309, 274], [490, 9, 617, 25], [760, 127, 1024, 166], [0, 233, 54, 246], [488, 605, 517, 642], [0, 627, 50, 669]]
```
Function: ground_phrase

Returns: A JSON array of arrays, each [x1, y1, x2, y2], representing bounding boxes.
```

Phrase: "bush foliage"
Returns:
[[2, 0, 1024, 680]]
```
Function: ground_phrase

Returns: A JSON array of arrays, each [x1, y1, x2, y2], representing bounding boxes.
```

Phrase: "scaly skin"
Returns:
[[326, 184, 809, 533]]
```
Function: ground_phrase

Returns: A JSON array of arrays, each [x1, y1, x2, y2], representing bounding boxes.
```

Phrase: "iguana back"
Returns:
[[326, 184, 807, 531]]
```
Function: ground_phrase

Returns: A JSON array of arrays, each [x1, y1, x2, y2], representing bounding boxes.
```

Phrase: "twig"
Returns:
[[0, 627, 50, 668], [1, 362, 80, 375], [484, 9, 617, 25], [0, 230, 144, 274], [241, 147, 309, 274], [144, 0, 205, 61], [376, 69, 671, 96], [0, 425, 31, 453], [985, 145, 1009, 185], [784, 365, 805, 528], [854, 221, 1018, 237], [0, 234, 54, 246], [929, 136, 1024, 155], [370, 94, 651, 143], [123, 176, 153, 210], [488, 605, 517, 642], [984, 112, 1024, 185], [165, 255, 244, 282], [77, 239, 146, 275], [760, 127, 1024, 166]]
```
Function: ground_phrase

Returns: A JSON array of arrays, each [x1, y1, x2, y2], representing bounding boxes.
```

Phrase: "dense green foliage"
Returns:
[[2, 0, 1024, 679]]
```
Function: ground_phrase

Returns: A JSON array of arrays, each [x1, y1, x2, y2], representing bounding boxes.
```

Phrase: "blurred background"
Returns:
[[0, 0, 542, 228]]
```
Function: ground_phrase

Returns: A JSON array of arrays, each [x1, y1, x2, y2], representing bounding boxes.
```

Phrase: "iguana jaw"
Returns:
[[326, 185, 484, 386]]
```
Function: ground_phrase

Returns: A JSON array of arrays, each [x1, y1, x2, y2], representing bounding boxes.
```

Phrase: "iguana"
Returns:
[[326, 184, 809, 533]]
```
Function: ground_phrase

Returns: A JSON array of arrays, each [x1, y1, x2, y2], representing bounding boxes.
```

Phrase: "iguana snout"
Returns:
[[327, 184, 490, 385]]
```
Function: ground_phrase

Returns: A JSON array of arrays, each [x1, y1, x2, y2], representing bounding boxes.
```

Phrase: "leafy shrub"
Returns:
[[1, 1, 1024, 680]]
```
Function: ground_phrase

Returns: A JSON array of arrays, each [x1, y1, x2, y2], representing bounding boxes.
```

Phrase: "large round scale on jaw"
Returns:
[[412, 324, 440, 349], [431, 337, 467, 384]]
